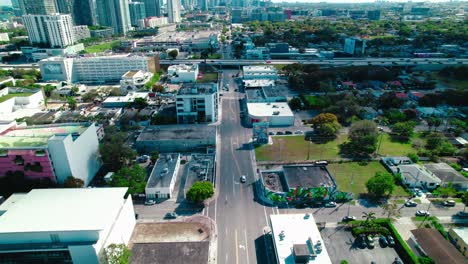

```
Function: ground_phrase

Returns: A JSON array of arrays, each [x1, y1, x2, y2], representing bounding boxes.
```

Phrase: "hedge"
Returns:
[[385, 220, 419, 264], [351, 226, 390, 236]]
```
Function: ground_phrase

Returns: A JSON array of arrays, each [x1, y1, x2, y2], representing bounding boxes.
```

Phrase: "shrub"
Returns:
[[450, 163, 462, 171], [340, 261, 349, 264], [430, 219, 448, 239], [408, 153, 419, 163], [351, 226, 390, 236]]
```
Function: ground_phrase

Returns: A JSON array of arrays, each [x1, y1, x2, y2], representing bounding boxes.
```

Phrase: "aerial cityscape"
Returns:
[[0, 0, 467, 263]]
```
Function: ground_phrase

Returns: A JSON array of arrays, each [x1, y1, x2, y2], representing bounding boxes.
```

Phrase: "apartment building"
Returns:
[[176, 83, 218, 124], [168, 64, 199, 83]]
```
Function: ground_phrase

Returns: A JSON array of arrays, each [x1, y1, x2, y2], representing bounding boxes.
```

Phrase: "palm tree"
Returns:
[[382, 203, 400, 220], [362, 211, 376, 225], [462, 192, 468, 213]]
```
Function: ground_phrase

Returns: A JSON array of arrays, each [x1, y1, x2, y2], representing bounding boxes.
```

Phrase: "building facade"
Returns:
[[73, 25, 91, 42], [144, 0, 161, 17], [120, 70, 154, 94], [243, 65, 278, 80], [0, 123, 101, 186], [167, 0, 181, 23], [96, 0, 131, 35], [176, 83, 218, 124], [145, 153, 181, 199], [23, 14, 75, 48], [344, 37, 366, 56], [129, 1, 146, 27], [19, 0, 57, 15], [0, 188, 135, 264]]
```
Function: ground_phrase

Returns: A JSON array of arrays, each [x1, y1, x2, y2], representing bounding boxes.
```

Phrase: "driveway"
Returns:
[[321, 226, 401, 264]]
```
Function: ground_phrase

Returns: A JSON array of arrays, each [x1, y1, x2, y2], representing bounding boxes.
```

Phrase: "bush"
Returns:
[[186, 181, 214, 203], [450, 163, 462, 171], [351, 226, 390, 236], [340, 261, 349, 264], [408, 153, 419, 163]]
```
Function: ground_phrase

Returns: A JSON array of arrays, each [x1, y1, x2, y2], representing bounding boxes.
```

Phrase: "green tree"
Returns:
[[151, 84, 165, 93], [99, 128, 136, 171], [129, 97, 148, 109], [168, 49, 178, 59], [362, 211, 376, 225], [111, 165, 146, 195], [150, 151, 159, 163], [81, 91, 99, 102], [288, 97, 302, 111], [106, 244, 131, 264], [343, 120, 378, 156], [63, 176, 84, 188], [67, 97, 77, 110], [426, 133, 443, 150], [391, 121, 415, 141], [186, 181, 214, 203], [366, 172, 395, 198], [311, 113, 342, 139]]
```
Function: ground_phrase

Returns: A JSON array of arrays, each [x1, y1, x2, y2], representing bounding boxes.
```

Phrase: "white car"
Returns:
[[144, 200, 156, 206], [415, 210, 430, 216], [294, 130, 304, 134], [240, 175, 246, 183]]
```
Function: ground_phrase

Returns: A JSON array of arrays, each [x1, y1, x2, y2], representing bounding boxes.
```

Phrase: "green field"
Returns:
[[255, 133, 419, 162], [197, 72, 218, 83], [84, 40, 119, 53], [328, 162, 409, 197]]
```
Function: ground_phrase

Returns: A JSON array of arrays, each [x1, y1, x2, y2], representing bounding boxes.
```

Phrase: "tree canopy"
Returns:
[[341, 120, 378, 156], [63, 176, 84, 188], [110, 165, 146, 195], [106, 244, 131, 264], [186, 181, 214, 203], [366, 172, 395, 198], [99, 127, 136, 172]]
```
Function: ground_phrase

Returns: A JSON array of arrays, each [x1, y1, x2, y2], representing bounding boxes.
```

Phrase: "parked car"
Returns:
[[240, 175, 246, 183], [455, 211, 468, 218], [268, 132, 274, 135], [366, 235, 375, 249], [443, 200, 456, 207], [405, 201, 417, 207], [276, 131, 284, 135], [357, 234, 367, 249], [379, 235, 388, 247], [416, 210, 430, 216], [324, 202, 337, 208], [285, 131, 293, 135], [294, 130, 303, 134], [315, 160, 328, 165], [342, 215, 357, 222], [387, 235, 395, 247], [144, 200, 156, 206], [164, 212, 178, 219]]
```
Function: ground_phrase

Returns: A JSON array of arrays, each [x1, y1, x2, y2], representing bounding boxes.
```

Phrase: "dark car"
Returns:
[[455, 211, 468, 218], [285, 131, 293, 135], [387, 235, 395, 247], [379, 235, 388, 247], [276, 131, 284, 135], [405, 201, 417, 207], [357, 234, 367, 249], [164, 212, 178, 219], [342, 216, 357, 222], [366, 235, 375, 249]]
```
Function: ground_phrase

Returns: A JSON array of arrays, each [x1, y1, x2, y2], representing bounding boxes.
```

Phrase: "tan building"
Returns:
[[449, 228, 468, 257]]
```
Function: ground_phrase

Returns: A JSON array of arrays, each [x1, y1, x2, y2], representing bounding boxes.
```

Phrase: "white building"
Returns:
[[73, 25, 91, 42], [0, 32, 10, 42], [138, 16, 168, 28], [40, 54, 159, 83], [0, 188, 136, 264], [381, 157, 441, 190], [270, 214, 332, 264], [102, 92, 149, 108], [120, 70, 154, 94], [176, 83, 218, 124], [23, 14, 75, 48], [145, 153, 181, 199], [0, 87, 45, 122], [167, 0, 181, 23], [243, 65, 278, 80], [168, 64, 199, 83], [247, 102, 294, 126]]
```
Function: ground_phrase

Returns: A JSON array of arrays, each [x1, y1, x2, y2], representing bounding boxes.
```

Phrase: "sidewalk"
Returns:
[[393, 217, 417, 241]]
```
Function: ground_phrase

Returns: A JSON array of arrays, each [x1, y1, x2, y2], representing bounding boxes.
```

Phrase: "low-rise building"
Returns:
[[245, 85, 287, 103], [344, 37, 366, 56], [449, 228, 468, 257], [89, 27, 113, 38], [243, 65, 278, 80], [145, 153, 181, 200], [424, 163, 468, 191], [270, 214, 332, 264], [167, 64, 199, 83], [411, 228, 465, 264], [120, 70, 154, 94], [21, 43, 84, 62], [102, 92, 149, 108], [0, 123, 101, 186], [0, 33, 10, 42], [136, 124, 216, 153], [381, 157, 441, 190], [176, 83, 218, 124], [73, 25, 91, 42], [247, 102, 294, 127], [0, 188, 135, 264], [245, 47, 270, 60], [0, 88, 45, 122]]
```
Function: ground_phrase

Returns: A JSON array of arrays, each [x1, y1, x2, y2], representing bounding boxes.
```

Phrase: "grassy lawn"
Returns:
[[197, 72, 218, 83], [255, 135, 346, 161], [84, 40, 119, 53], [432, 73, 468, 90], [327, 161, 409, 197], [0, 93, 34, 103], [393, 199, 405, 204], [255, 133, 420, 162], [273, 64, 286, 70]]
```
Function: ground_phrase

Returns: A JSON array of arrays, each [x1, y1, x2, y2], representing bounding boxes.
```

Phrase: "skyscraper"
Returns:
[[11, 0, 23, 16], [56, 0, 96, 26], [129, 2, 146, 27], [19, 0, 57, 15], [22, 14, 75, 48], [167, 0, 181, 23], [96, 0, 132, 35], [144, 0, 161, 17]]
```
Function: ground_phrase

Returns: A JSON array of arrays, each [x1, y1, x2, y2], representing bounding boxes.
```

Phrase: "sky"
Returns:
[[272, 0, 454, 2]]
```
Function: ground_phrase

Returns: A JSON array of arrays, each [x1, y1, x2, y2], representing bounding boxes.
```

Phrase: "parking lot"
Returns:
[[321, 226, 401, 264]]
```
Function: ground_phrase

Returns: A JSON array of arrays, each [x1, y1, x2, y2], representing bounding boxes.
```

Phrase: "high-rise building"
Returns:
[[344, 37, 366, 56], [22, 14, 75, 48], [367, 10, 381, 21], [129, 2, 146, 27], [198, 0, 208, 11], [96, 0, 132, 35], [144, 0, 161, 17], [11, 0, 23, 16], [19, 0, 57, 15], [167, 0, 181, 23], [56, 0, 96, 25]]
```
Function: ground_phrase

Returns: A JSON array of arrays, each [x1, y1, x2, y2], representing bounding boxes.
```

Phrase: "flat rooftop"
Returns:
[[147, 153, 180, 189], [246, 89, 267, 101], [243, 65, 277, 73], [283, 165, 335, 189], [0, 124, 89, 148], [137, 125, 216, 141], [398, 164, 441, 184], [150, 30, 217, 42], [270, 214, 332, 264], [0, 188, 128, 233], [123, 70, 139, 78], [247, 102, 294, 117], [131, 242, 209, 264], [243, 79, 275, 88], [168, 64, 198, 72], [178, 83, 217, 95], [424, 163, 468, 183]]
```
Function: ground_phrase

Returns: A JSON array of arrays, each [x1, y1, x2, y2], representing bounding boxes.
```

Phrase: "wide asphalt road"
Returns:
[[204, 70, 278, 264]]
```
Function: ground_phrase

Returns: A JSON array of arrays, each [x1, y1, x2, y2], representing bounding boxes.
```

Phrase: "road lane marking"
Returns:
[[244, 229, 250, 264], [235, 229, 239, 264]]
